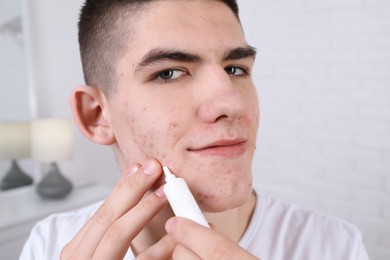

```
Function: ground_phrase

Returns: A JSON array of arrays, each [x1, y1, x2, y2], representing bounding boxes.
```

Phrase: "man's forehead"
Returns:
[[119, 0, 246, 69], [133, 0, 239, 25], [128, 1, 243, 45]]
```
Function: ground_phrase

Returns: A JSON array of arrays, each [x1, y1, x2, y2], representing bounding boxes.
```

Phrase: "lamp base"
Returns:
[[1, 159, 33, 190], [36, 162, 73, 199]]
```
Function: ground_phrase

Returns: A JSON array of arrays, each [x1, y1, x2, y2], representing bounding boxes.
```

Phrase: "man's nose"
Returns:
[[196, 66, 246, 124]]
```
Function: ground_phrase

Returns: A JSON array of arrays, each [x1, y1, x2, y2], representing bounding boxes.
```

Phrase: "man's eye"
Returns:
[[156, 69, 186, 81], [224, 66, 246, 76]]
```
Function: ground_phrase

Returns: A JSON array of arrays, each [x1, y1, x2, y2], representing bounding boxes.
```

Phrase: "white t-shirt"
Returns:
[[20, 191, 370, 260]]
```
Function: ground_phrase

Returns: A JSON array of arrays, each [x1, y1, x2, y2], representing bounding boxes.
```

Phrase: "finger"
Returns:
[[62, 164, 141, 257], [165, 217, 256, 260], [66, 160, 162, 259], [137, 235, 176, 260], [94, 186, 168, 259], [172, 244, 201, 260], [61, 214, 95, 258]]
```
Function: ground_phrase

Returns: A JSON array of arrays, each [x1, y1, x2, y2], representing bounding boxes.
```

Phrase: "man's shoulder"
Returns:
[[242, 191, 367, 259], [20, 201, 103, 259], [257, 192, 361, 237], [29, 200, 103, 244], [40, 200, 102, 228]]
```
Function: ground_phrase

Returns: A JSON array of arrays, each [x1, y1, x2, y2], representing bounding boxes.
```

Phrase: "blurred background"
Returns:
[[0, 0, 389, 259]]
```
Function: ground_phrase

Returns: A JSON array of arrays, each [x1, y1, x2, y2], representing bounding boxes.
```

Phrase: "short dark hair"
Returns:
[[78, 0, 240, 96]]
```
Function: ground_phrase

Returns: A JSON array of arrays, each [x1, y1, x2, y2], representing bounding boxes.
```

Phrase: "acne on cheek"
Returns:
[[197, 193, 217, 206], [128, 117, 151, 151], [169, 122, 178, 129], [131, 117, 172, 162], [160, 152, 168, 160], [128, 108, 180, 163], [168, 122, 180, 139]]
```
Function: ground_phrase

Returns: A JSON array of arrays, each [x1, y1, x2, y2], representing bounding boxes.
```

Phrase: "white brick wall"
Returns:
[[240, 0, 390, 259]]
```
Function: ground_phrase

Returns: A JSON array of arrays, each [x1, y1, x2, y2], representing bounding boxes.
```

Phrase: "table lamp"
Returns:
[[0, 121, 34, 190], [31, 119, 74, 199]]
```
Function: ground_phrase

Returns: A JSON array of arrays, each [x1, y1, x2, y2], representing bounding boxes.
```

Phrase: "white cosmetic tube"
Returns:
[[163, 166, 210, 228]]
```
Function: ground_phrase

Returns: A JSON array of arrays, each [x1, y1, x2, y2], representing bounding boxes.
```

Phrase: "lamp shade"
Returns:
[[31, 119, 74, 162], [0, 122, 31, 159]]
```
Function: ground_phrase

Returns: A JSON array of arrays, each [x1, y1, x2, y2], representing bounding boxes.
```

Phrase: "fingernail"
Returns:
[[165, 217, 177, 234], [155, 185, 166, 198], [143, 160, 158, 175]]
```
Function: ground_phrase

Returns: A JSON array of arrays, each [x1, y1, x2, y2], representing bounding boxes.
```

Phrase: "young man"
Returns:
[[21, 0, 369, 259]]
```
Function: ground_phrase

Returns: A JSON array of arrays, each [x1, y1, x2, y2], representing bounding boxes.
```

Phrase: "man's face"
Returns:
[[107, 0, 259, 212]]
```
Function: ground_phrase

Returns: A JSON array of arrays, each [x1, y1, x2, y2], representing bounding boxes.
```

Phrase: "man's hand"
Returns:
[[60, 159, 168, 259], [138, 217, 258, 260]]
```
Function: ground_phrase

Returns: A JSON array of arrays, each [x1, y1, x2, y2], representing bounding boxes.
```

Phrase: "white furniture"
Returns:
[[0, 183, 111, 259]]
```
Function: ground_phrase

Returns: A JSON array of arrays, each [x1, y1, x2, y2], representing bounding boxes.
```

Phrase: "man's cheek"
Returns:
[[134, 127, 169, 161]]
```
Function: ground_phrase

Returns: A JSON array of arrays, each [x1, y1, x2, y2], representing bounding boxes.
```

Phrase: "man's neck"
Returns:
[[130, 192, 257, 255], [204, 192, 257, 242]]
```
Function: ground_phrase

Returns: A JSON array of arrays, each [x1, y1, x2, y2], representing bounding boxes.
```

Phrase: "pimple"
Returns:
[[198, 193, 216, 202], [169, 122, 177, 128], [134, 134, 148, 147]]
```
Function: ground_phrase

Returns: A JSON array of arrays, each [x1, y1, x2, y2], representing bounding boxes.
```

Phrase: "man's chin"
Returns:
[[197, 188, 253, 213]]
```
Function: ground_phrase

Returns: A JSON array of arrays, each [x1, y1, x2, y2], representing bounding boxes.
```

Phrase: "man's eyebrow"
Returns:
[[135, 48, 201, 72], [224, 46, 257, 61]]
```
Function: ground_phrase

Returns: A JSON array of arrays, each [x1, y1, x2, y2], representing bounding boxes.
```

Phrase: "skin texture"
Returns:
[[65, 0, 259, 259], [110, 0, 258, 212]]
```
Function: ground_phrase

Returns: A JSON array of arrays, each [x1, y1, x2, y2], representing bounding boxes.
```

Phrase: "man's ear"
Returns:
[[69, 85, 115, 145]]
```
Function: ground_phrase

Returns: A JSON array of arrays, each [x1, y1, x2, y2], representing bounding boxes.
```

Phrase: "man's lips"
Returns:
[[187, 139, 247, 157]]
